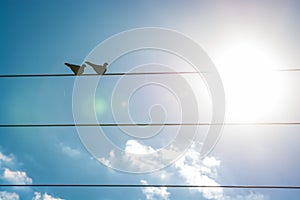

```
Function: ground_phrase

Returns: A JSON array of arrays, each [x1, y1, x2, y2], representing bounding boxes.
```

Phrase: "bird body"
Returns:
[[65, 63, 86, 75], [85, 61, 109, 75]]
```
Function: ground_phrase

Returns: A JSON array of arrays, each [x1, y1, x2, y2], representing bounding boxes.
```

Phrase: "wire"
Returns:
[[1, 122, 300, 128], [0, 72, 205, 78], [0, 68, 300, 78], [1, 184, 300, 189], [0, 69, 299, 191], [277, 69, 300, 71], [0, 70, 299, 193]]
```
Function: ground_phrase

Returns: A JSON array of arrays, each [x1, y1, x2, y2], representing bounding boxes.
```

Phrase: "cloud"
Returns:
[[224, 193, 267, 200], [125, 140, 155, 154], [60, 144, 80, 157], [141, 180, 170, 200], [0, 151, 64, 200], [32, 192, 64, 200], [0, 191, 19, 200], [98, 139, 184, 173], [0, 151, 31, 185], [0, 152, 13, 165], [97, 141, 266, 200], [174, 147, 223, 200], [122, 140, 164, 171], [3, 168, 32, 184], [98, 140, 166, 172], [98, 150, 115, 167], [203, 157, 221, 168], [174, 146, 268, 200]]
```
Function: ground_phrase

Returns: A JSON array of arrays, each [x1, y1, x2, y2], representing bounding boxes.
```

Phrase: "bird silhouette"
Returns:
[[85, 61, 109, 75], [64, 63, 86, 75]]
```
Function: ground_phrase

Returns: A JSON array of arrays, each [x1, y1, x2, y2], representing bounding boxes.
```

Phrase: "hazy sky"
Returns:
[[1, 1, 300, 199]]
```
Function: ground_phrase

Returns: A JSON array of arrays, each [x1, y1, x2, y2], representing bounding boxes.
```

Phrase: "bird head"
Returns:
[[103, 62, 109, 67]]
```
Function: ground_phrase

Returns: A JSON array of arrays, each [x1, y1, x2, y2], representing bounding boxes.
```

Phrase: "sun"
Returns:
[[214, 38, 286, 121]]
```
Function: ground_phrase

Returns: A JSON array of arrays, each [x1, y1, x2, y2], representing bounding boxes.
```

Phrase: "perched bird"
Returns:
[[64, 63, 86, 75], [85, 61, 109, 75]]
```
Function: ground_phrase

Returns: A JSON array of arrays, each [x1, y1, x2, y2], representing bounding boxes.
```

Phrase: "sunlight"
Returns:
[[214, 38, 286, 121]]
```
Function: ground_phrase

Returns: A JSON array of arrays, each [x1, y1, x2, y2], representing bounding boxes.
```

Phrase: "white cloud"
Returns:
[[175, 147, 223, 200], [122, 140, 164, 171], [141, 180, 170, 200], [0, 151, 32, 185], [60, 144, 80, 157], [203, 157, 221, 168], [174, 146, 268, 200], [32, 192, 64, 200], [224, 192, 267, 200], [97, 141, 266, 200], [98, 140, 167, 172], [98, 150, 114, 167], [0, 152, 13, 165], [97, 140, 172, 199], [0, 151, 64, 200], [125, 140, 155, 154], [3, 168, 32, 184], [32, 192, 41, 200], [0, 191, 19, 200]]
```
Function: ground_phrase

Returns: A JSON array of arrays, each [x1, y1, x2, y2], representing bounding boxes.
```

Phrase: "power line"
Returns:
[[1, 184, 300, 189], [277, 69, 300, 71], [1, 70, 299, 192], [1, 122, 300, 128], [0, 68, 300, 78], [0, 72, 205, 78]]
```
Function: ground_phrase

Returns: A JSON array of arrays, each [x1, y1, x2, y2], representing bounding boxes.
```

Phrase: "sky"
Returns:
[[1, 0, 300, 199]]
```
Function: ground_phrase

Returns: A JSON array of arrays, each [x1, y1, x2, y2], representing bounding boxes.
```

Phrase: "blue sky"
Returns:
[[1, 0, 300, 199]]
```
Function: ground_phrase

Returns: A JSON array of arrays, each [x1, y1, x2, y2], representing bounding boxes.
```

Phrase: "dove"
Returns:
[[65, 63, 86, 75], [85, 61, 109, 75]]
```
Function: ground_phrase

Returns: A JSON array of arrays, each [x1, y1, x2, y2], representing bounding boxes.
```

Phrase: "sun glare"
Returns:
[[95, 98, 107, 114], [214, 38, 286, 121]]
